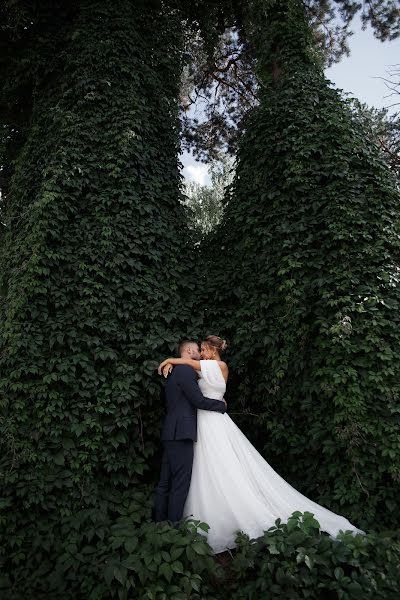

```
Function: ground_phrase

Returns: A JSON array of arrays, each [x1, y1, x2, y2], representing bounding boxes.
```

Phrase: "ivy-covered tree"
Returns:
[[0, 1, 204, 596], [204, 0, 400, 529], [1, 0, 400, 597]]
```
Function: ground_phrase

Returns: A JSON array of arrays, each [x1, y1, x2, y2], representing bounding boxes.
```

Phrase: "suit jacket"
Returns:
[[161, 364, 226, 441]]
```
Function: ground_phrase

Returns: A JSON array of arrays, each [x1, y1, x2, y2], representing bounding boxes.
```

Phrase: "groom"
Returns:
[[154, 339, 226, 523]]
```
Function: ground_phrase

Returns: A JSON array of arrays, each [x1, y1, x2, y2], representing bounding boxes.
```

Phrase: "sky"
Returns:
[[181, 15, 400, 186]]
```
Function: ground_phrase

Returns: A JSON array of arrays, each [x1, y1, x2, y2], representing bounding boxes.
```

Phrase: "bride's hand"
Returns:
[[158, 358, 173, 375], [162, 364, 173, 378]]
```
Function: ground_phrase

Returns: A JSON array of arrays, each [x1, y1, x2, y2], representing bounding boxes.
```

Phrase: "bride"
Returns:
[[158, 335, 363, 554]]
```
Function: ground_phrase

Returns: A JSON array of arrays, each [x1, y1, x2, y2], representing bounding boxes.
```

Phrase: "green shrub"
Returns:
[[229, 512, 400, 600], [0, 500, 222, 600], [3, 510, 398, 600]]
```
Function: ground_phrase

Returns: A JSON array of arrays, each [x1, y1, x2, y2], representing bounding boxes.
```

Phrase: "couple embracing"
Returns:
[[154, 335, 362, 554]]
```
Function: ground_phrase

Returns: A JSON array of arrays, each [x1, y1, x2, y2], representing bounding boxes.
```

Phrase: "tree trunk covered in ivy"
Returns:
[[0, 1, 201, 593], [204, 0, 400, 528]]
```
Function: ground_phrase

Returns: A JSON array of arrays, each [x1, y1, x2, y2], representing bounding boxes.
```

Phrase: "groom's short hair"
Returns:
[[178, 339, 198, 357]]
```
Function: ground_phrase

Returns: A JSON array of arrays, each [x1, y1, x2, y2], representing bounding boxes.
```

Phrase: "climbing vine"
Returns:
[[0, 1, 203, 596], [1, 0, 400, 597], [204, 0, 400, 529]]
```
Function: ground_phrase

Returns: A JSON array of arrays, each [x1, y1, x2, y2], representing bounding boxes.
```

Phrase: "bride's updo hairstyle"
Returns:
[[202, 335, 228, 353]]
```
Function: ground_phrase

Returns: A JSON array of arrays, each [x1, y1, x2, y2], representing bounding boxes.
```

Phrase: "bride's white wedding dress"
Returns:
[[183, 360, 363, 554]]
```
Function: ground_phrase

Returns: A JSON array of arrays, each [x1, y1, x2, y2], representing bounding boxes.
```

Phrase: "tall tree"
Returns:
[[0, 1, 202, 595], [204, 0, 400, 528], [179, 0, 400, 161]]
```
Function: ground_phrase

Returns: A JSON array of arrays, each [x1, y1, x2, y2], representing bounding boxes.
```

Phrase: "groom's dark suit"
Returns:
[[154, 364, 226, 522]]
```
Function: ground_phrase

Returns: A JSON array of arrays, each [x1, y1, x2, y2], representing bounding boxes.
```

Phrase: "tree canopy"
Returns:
[[179, 0, 400, 160]]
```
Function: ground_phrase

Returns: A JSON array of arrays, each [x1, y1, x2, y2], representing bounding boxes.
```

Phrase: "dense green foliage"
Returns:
[[0, 1, 202, 596], [1, 514, 223, 600], [1, 0, 400, 597], [204, 0, 400, 530], [2, 510, 398, 599], [229, 512, 400, 599]]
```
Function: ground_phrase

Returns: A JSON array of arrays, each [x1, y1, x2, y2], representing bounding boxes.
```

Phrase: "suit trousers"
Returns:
[[154, 439, 194, 522]]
